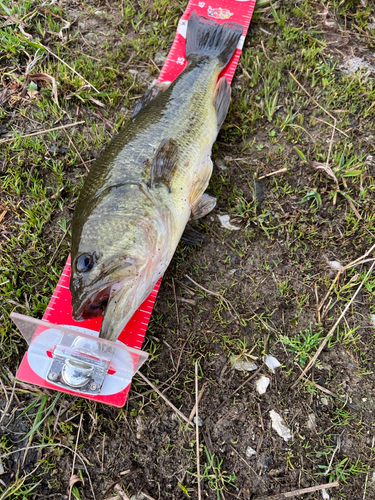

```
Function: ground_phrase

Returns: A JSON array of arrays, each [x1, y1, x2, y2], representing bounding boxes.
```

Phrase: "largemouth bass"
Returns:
[[70, 11, 243, 341]]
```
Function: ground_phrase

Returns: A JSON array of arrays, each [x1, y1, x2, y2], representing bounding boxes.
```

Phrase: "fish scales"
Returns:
[[70, 12, 243, 341]]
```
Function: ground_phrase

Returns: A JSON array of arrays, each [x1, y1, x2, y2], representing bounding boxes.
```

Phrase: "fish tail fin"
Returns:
[[186, 10, 243, 69]]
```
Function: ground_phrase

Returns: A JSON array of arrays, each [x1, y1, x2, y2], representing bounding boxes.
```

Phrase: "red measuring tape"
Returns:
[[13, 0, 256, 407]]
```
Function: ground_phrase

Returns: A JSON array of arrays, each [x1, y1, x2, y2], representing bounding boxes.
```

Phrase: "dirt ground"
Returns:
[[1, 0, 375, 499]]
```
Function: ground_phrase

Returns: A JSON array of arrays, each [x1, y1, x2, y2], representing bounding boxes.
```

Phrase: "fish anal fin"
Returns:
[[189, 157, 213, 207], [214, 77, 231, 131], [151, 138, 179, 191], [131, 81, 171, 120], [181, 224, 205, 246], [191, 193, 216, 221]]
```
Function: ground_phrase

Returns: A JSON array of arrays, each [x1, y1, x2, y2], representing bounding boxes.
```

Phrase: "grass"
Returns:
[[1, 0, 375, 498]]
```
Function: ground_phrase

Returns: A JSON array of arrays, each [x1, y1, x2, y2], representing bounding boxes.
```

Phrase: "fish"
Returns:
[[70, 11, 243, 342]]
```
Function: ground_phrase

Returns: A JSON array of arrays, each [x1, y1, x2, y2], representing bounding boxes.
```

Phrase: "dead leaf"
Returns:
[[27, 73, 59, 107], [89, 97, 106, 108], [69, 474, 81, 488], [114, 484, 130, 500], [312, 161, 339, 187]]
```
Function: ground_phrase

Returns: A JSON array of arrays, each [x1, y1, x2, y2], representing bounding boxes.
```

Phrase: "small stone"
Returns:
[[245, 446, 256, 457], [321, 397, 329, 406], [306, 413, 316, 430], [218, 214, 240, 231], [340, 56, 375, 76], [264, 355, 281, 373], [255, 376, 270, 395], [154, 52, 167, 65], [328, 260, 343, 270], [321, 489, 330, 500], [130, 494, 145, 500], [230, 355, 257, 372], [270, 410, 291, 442], [215, 158, 227, 171], [0, 461, 4, 474], [193, 416, 203, 427], [370, 314, 375, 327]]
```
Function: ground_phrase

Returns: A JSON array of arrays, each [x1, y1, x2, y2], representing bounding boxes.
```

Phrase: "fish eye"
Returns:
[[76, 254, 94, 273]]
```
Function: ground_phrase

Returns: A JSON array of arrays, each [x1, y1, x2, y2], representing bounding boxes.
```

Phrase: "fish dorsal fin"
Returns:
[[190, 193, 217, 220], [214, 77, 231, 132], [150, 137, 179, 191], [131, 81, 171, 120], [189, 157, 213, 208]]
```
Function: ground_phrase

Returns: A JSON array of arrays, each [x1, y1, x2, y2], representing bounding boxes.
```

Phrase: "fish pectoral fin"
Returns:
[[190, 193, 217, 221], [214, 77, 231, 132], [181, 224, 205, 246], [150, 137, 179, 191], [189, 157, 213, 207], [131, 81, 171, 120]]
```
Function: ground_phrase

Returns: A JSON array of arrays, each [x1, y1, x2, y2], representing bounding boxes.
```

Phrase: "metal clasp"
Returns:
[[47, 336, 109, 394]]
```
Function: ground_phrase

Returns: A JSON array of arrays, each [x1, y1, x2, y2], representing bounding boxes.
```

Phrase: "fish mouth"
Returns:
[[72, 279, 127, 321]]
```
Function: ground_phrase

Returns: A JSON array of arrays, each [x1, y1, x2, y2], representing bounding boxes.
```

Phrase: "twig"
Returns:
[[0, 443, 96, 500], [363, 472, 369, 500], [114, 484, 130, 500], [254, 481, 339, 500], [257, 402, 264, 432], [136, 371, 193, 427], [325, 433, 343, 476], [0, 463, 41, 500], [292, 261, 375, 388], [258, 167, 287, 179], [300, 376, 337, 398], [289, 72, 337, 169], [64, 130, 90, 172], [318, 242, 375, 313], [185, 275, 239, 321], [0, 121, 85, 144], [195, 361, 201, 500], [172, 278, 179, 325], [0, 379, 15, 425], [189, 381, 208, 422], [69, 413, 83, 500], [229, 445, 259, 477], [141, 492, 156, 500], [208, 365, 264, 418], [0, 209, 8, 224], [289, 72, 336, 122], [314, 117, 349, 138], [40, 43, 99, 93], [261, 40, 272, 62], [48, 223, 71, 266], [239, 62, 251, 80]]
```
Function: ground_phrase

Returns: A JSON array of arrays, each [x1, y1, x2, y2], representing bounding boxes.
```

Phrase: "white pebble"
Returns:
[[306, 413, 316, 430], [230, 355, 258, 372], [255, 376, 270, 395], [328, 260, 343, 270], [270, 410, 291, 442], [193, 416, 203, 427], [321, 488, 330, 499], [218, 214, 240, 231], [245, 446, 256, 457], [264, 355, 281, 373]]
